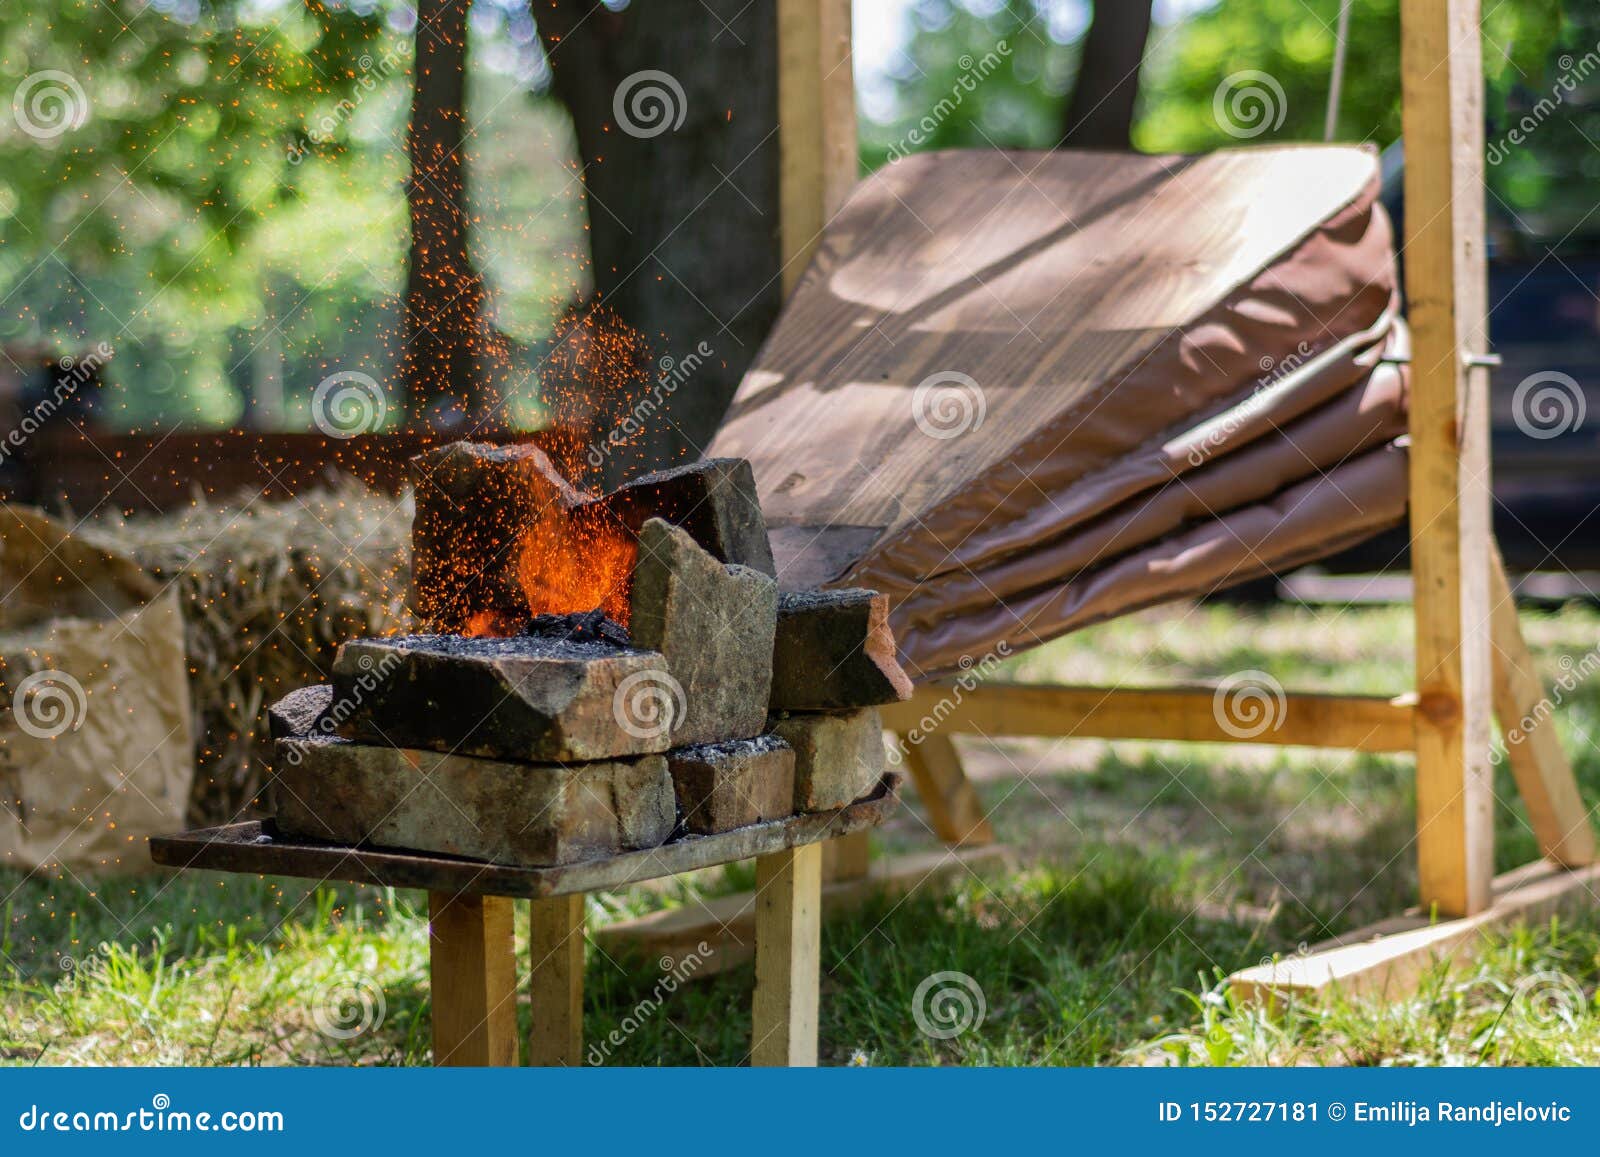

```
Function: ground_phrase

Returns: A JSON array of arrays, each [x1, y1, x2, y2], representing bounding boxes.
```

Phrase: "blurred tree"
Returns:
[[0, 0, 393, 425], [401, 0, 506, 429], [535, 0, 781, 484], [1060, 0, 1152, 148]]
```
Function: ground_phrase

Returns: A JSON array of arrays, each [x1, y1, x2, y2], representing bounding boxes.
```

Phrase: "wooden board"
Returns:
[[1229, 860, 1600, 1003], [148, 776, 899, 899]]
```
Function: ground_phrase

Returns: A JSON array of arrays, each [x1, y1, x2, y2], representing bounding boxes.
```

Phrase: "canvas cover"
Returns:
[[709, 145, 1409, 678], [0, 505, 194, 871]]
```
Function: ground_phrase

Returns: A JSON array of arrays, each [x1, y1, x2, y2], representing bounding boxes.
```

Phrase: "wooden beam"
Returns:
[[777, 0, 855, 292], [427, 891, 519, 1067], [1401, 0, 1495, 917], [751, 843, 823, 1066], [880, 683, 1417, 753], [1489, 544, 1595, 866], [822, 830, 873, 881], [594, 845, 1011, 976], [1229, 860, 1600, 1004], [527, 893, 585, 1067], [896, 732, 994, 846]]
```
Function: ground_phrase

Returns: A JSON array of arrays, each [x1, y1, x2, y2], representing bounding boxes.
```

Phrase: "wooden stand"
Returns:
[[150, 780, 898, 1067]]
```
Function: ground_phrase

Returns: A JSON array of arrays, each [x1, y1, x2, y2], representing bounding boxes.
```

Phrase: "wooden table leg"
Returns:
[[751, 842, 823, 1067], [528, 893, 585, 1066], [428, 891, 519, 1066]]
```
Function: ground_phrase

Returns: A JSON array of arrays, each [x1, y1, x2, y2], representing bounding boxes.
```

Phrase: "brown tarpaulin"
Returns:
[[709, 145, 1408, 678]]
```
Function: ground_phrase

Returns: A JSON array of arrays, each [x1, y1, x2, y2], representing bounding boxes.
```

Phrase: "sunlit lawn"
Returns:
[[5, 597, 1600, 1066]]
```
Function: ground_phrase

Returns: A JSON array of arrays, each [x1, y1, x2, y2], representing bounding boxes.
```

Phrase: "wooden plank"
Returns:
[[751, 842, 823, 1066], [149, 777, 899, 899], [1489, 543, 1595, 866], [1401, 0, 1494, 917], [880, 683, 1417, 753], [1229, 860, 1600, 1004], [594, 845, 1012, 976], [427, 892, 519, 1067], [527, 894, 585, 1067], [896, 733, 994, 846], [777, 0, 855, 292]]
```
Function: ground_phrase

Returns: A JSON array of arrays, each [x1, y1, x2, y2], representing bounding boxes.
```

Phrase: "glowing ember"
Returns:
[[513, 501, 636, 630]]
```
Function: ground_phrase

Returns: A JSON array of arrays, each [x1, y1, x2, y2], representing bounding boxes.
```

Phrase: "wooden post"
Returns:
[[1401, 0, 1494, 917], [527, 893, 585, 1066], [777, 0, 855, 293], [898, 733, 994, 847], [751, 843, 823, 1066], [780, 0, 866, 881], [428, 891, 520, 1066]]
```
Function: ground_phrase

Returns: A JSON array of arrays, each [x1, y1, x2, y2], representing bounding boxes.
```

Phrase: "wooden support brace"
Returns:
[[881, 685, 1417, 754], [895, 733, 994, 847], [752, 842, 823, 1066], [1489, 544, 1595, 866], [427, 891, 520, 1067], [527, 893, 585, 1067]]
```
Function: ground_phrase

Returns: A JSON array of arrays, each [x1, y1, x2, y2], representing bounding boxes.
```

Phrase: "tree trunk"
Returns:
[[536, 0, 781, 487], [1059, 0, 1153, 150], [401, 0, 504, 431]]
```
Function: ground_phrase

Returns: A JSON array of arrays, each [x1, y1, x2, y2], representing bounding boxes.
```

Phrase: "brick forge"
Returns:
[[266, 442, 914, 868]]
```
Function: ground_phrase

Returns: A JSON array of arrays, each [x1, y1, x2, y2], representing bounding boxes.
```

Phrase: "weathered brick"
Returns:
[[629, 518, 776, 747], [273, 736, 673, 867], [770, 588, 914, 710], [771, 707, 885, 812], [668, 735, 795, 834]]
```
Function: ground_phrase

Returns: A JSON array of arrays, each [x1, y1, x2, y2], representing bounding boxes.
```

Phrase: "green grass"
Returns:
[[5, 598, 1600, 1066]]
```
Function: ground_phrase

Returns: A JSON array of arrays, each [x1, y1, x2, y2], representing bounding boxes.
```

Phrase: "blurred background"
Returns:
[[0, 0, 1596, 559]]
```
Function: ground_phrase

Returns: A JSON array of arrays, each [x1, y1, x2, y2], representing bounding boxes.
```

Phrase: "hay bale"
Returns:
[[83, 480, 412, 825]]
